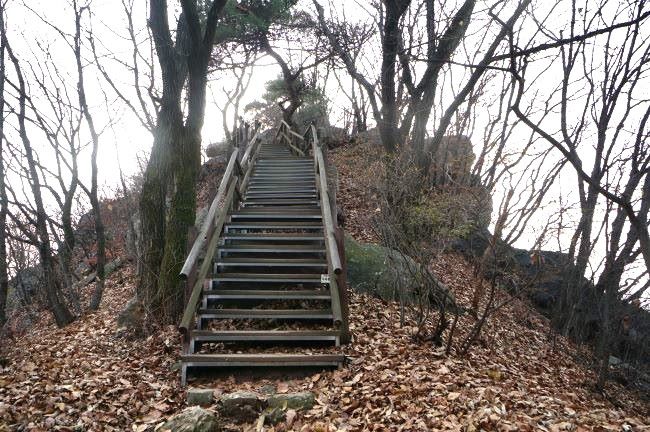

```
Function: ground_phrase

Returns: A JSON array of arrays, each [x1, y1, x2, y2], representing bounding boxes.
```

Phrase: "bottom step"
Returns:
[[181, 353, 345, 385]]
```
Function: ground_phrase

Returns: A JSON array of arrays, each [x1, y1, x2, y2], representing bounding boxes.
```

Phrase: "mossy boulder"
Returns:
[[344, 235, 455, 307]]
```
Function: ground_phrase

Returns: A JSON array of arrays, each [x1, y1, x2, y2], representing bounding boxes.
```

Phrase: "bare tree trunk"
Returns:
[[138, 104, 182, 313], [378, 0, 411, 153], [71, 6, 107, 311], [0, 7, 7, 327], [4, 34, 75, 327], [60, 182, 80, 312]]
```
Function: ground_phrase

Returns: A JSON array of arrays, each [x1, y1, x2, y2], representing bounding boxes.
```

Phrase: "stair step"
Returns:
[[197, 309, 333, 320], [235, 207, 320, 213], [182, 353, 345, 367], [223, 233, 324, 240], [245, 194, 318, 200], [218, 244, 325, 252], [250, 177, 314, 181], [247, 185, 317, 190], [255, 164, 314, 170], [253, 173, 315, 179], [242, 200, 320, 206], [253, 169, 313, 174], [216, 258, 327, 267], [203, 289, 331, 300], [246, 190, 317, 196], [190, 330, 339, 342], [211, 273, 323, 284], [225, 221, 323, 230], [230, 213, 322, 220]]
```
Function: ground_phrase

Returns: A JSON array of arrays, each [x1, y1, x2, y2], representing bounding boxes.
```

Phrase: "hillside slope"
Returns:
[[0, 141, 648, 431]]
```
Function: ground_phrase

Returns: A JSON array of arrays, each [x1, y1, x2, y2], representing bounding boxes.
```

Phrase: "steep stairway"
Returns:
[[178, 123, 347, 385]]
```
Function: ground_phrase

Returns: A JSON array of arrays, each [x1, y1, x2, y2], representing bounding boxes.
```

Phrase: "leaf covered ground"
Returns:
[[0, 140, 648, 431]]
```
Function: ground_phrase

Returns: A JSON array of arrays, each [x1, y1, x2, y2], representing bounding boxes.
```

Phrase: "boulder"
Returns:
[[266, 392, 315, 411], [217, 391, 264, 422], [187, 388, 214, 406], [262, 406, 286, 425], [159, 407, 221, 432], [116, 297, 144, 334], [345, 235, 455, 308]]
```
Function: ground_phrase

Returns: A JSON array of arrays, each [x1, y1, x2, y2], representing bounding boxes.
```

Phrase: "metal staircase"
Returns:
[[178, 122, 349, 385]]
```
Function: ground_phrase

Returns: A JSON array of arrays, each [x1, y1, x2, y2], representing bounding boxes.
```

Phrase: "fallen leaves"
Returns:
[[0, 267, 183, 431]]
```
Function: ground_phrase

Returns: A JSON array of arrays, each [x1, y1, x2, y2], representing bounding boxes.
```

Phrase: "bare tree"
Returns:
[[211, 45, 258, 147], [509, 0, 650, 387], [70, 2, 107, 310], [2, 28, 75, 326], [315, 0, 530, 166], [0, 2, 8, 328]]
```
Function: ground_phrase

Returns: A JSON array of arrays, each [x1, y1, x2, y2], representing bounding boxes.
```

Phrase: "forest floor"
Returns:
[[0, 140, 648, 431]]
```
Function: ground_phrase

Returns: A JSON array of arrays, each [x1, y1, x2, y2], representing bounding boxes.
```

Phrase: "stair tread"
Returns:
[[203, 289, 330, 299], [243, 201, 320, 205], [213, 273, 322, 279], [233, 207, 320, 213], [219, 243, 325, 250], [198, 308, 333, 318], [191, 330, 338, 336], [223, 233, 323, 239], [182, 353, 345, 363], [226, 221, 322, 227], [217, 257, 326, 262]]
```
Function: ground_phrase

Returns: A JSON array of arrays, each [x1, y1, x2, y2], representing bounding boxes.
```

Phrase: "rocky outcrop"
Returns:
[[204, 142, 229, 159], [427, 135, 475, 187]]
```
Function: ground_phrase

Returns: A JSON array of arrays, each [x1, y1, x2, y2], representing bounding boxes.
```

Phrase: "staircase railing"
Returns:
[[178, 127, 261, 344], [277, 120, 310, 156], [298, 122, 350, 341]]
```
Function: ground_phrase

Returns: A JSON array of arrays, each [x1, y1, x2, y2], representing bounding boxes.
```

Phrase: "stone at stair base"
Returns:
[[214, 390, 315, 424], [159, 407, 221, 432], [217, 391, 264, 422], [187, 388, 214, 406], [267, 392, 315, 410]]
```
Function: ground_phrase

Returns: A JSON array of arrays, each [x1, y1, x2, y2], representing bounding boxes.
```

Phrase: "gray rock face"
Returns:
[[116, 297, 144, 333], [187, 388, 214, 406], [266, 392, 315, 411], [205, 143, 229, 159], [159, 407, 221, 432], [217, 391, 264, 422], [345, 234, 455, 308]]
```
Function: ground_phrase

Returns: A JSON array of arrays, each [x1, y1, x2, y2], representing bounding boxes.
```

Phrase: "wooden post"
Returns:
[[326, 151, 351, 344], [334, 227, 351, 344]]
